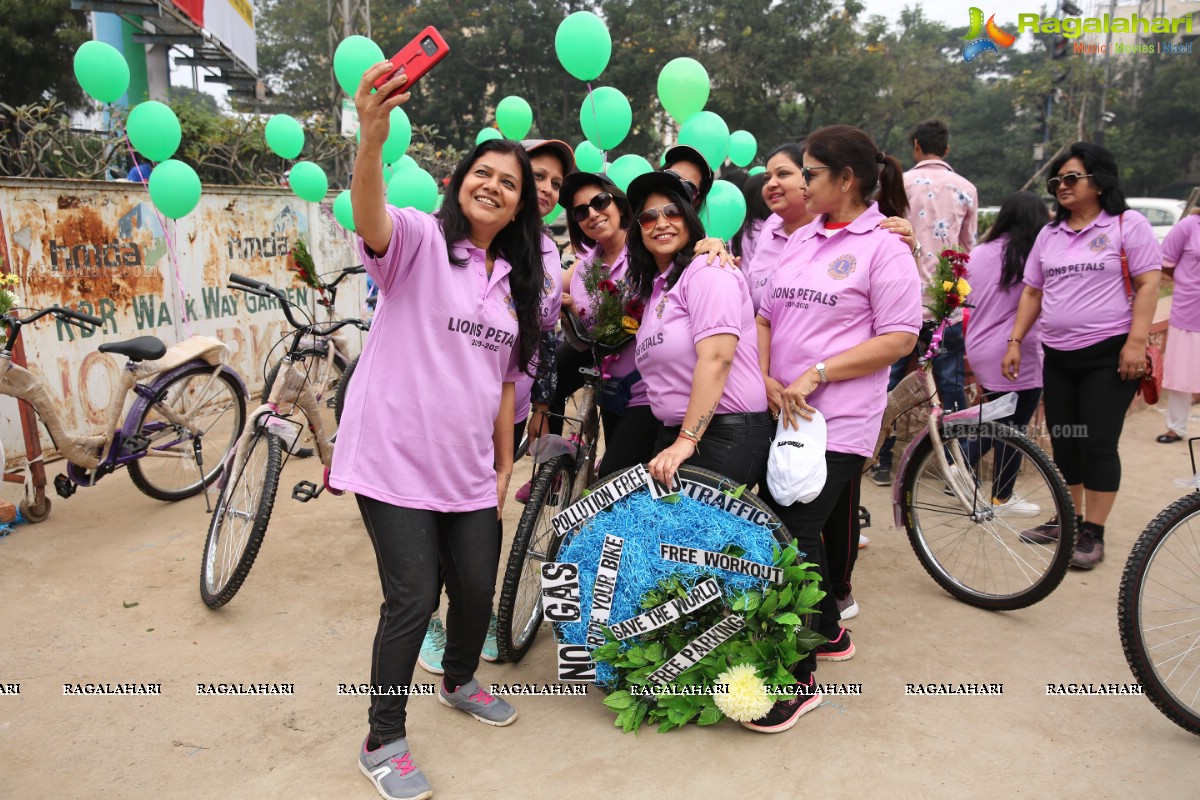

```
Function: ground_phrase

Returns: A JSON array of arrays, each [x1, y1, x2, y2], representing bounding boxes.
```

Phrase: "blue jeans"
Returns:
[[877, 321, 966, 472]]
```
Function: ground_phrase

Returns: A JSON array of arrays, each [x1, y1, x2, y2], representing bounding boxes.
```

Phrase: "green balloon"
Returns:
[[476, 127, 504, 144], [543, 203, 563, 225], [555, 11, 612, 81], [289, 161, 329, 203], [265, 115, 305, 159], [657, 58, 710, 123], [333, 190, 355, 231], [606, 154, 653, 192], [699, 179, 746, 241], [148, 159, 201, 219], [126, 101, 181, 163], [387, 167, 439, 212], [496, 96, 533, 140], [729, 130, 757, 168], [678, 111, 730, 171], [575, 141, 604, 173], [334, 35, 385, 97], [579, 87, 631, 151], [74, 41, 130, 104], [381, 106, 412, 164], [748, 166, 766, 176]]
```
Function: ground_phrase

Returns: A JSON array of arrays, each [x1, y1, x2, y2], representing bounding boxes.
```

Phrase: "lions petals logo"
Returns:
[[828, 254, 857, 280], [961, 7, 1016, 61], [504, 293, 519, 320], [654, 294, 668, 319], [1088, 233, 1111, 253]]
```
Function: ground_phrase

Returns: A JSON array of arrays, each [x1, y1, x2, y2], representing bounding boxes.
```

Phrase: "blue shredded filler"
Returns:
[[555, 490, 780, 686]]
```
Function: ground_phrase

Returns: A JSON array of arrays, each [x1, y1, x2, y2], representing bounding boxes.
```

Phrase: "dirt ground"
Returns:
[[2, 403, 1198, 800]]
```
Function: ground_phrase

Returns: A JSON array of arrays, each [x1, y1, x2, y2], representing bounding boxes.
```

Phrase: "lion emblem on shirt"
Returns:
[[655, 293, 668, 319], [1087, 234, 1110, 253], [828, 254, 857, 280], [504, 293, 519, 320]]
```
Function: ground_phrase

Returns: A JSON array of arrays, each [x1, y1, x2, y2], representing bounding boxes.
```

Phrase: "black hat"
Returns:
[[520, 139, 576, 176], [626, 170, 691, 216], [559, 170, 623, 210], [661, 144, 715, 201]]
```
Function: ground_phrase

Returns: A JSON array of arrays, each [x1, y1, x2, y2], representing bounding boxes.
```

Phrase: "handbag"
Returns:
[[1117, 212, 1159, 404]]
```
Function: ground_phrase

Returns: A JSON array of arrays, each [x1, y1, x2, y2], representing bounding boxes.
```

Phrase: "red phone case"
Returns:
[[373, 26, 450, 97]]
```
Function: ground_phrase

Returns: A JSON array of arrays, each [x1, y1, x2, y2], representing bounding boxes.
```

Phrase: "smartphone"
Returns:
[[373, 26, 450, 98]]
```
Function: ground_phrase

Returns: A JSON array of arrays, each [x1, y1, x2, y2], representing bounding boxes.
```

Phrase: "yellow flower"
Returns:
[[955, 278, 971, 297], [621, 315, 640, 334], [713, 663, 774, 722], [942, 280, 954, 292]]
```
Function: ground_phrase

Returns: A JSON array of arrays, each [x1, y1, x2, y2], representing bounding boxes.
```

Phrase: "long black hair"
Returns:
[[731, 172, 771, 258], [804, 125, 908, 219], [1047, 141, 1129, 225], [437, 139, 542, 375], [979, 191, 1049, 290], [626, 184, 707, 300]]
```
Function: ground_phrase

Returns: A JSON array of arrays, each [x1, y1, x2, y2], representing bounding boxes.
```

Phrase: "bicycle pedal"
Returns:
[[858, 505, 872, 529], [120, 433, 151, 456], [292, 480, 323, 502], [53, 473, 77, 499]]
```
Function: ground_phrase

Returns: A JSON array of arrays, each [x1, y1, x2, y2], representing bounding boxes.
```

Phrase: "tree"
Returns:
[[0, 0, 89, 108]]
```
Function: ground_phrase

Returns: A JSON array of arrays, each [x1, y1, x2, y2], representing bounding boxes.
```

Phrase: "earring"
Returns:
[[841, 185, 848, 193]]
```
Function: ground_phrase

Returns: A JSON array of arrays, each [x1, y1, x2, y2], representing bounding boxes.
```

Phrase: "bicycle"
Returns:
[[494, 312, 622, 661], [1118, 436, 1200, 736], [260, 264, 365, 457], [1, 305, 247, 521], [200, 273, 367, 608], [883, 358, 1076, 610]]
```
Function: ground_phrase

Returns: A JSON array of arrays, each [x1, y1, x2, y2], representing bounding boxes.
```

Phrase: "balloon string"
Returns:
[[585, 81, 607, 172], [122, 133, 193, 338]]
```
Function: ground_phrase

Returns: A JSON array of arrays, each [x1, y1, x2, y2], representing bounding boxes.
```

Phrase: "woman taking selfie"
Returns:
[[333, 64, 544, 800]]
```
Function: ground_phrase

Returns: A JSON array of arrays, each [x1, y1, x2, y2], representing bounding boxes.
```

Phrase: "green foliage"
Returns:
[[0, 0, 88, 109]]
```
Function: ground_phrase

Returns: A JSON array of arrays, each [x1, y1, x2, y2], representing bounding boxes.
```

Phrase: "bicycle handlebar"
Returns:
[[2, 305, 101, 351]]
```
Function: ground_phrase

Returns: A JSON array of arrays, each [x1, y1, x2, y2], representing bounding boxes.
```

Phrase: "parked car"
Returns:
[[1126, 197, 1186, 243]]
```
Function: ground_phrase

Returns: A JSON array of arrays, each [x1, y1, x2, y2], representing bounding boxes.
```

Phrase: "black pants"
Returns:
[[598, 405, 661, 478], [967, 386, 1043, 501], [1042, 335, 1139, 492], [548, 341, 591, 437], [762, 451, 866, 678], [653, 412, 773, 488], [356, 495, 500, 744]]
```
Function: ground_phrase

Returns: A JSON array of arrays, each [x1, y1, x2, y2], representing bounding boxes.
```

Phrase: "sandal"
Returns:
[[1156, 432, 1183, 444]]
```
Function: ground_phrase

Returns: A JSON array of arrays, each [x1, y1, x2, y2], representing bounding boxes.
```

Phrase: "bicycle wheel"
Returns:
[[200, 430, 283, 608], [1119, 492, 1200, 736], [496, 454, 576, 662], [262, 348, 346, 458], [127, 364, 247, 501], [899, 421, 1074, 610], [334, 354, 359, 425]]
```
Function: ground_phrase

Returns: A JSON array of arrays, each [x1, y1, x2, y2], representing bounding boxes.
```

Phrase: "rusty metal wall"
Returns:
[[0, 178, 365, 463]]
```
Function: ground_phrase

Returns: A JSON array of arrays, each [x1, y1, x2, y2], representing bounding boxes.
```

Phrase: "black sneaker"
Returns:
[[814, 626, 855, 661], [741, 680, 822, 733], [867, 465, 892, 487], [1070, 525, 1105, 569], [1020, 516, 1061, 545]]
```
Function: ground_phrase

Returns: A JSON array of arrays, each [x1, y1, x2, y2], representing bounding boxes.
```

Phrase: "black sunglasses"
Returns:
[[571, 192, 614, 223], [662, 169, 700, 204], [800, 165, 833, 183], [637, 203, 685, 231], [1047, 172, 1093, 193]]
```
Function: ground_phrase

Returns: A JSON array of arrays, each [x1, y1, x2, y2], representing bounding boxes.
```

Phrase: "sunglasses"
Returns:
[[571, 192, 614, 223], [800, 165, 833, 183], [637, 203, 685, 232], [662, 169, 700, 204], [1047, 172, 1093, 193]]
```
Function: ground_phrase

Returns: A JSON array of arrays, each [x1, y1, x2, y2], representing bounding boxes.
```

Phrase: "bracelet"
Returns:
[[1006, 337, 1022, 344], [678, 428, 702, 446]]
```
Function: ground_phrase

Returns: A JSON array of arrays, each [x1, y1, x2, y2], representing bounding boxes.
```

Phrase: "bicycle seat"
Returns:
[[98, 336, 168, 362]]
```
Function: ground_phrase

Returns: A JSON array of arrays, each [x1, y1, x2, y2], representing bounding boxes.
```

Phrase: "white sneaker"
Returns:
[[992, 495, 1041, 517], [858, 534, 870, 549], [836, 593, 859, 620]]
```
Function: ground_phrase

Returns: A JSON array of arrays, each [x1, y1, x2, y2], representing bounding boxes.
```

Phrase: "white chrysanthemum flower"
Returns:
[[713, 664, 774, 722]]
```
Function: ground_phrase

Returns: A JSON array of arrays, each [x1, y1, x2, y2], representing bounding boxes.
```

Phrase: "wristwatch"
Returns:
[[815, 362, 828, 383]]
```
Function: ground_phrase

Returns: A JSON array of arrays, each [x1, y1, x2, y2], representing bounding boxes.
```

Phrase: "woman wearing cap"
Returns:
[[336, 64, 543, 800], [661, 143, 714, 209], [625, 170, 772, 490], [1155, 210, 1200, 445], [754, 125, 921, 733], [1004, 141, 1162, 569]]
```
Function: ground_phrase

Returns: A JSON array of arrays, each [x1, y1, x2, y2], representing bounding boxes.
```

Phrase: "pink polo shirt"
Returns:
[[742, 214, 788, 314], [331, 206, 523, 511], [570, 244, 647, 407], [633, 256, 767, 426], [759, 204, 922, 459], [963, 236, 1043, 391], [514, 232, 563, 424], [1162, 214, 1200, 333], [1023, 210, 1162, 350]]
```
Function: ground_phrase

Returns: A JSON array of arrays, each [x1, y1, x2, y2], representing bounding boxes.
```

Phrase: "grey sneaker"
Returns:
[[867, 465, 892, 487], [1020, 516, 1061, 545], [836, 593, 859, 621], [1071, 527, 1105, 569], [358, 738, 433, 800], [438, 678, 517, 726]]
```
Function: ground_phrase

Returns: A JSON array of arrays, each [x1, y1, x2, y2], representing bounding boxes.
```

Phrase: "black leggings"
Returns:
[[653, 413, 773, 488], [1042, 335, 1139, 492], [598, 405, 661, 478], [356, 495, 500, 744]]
